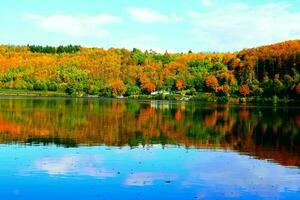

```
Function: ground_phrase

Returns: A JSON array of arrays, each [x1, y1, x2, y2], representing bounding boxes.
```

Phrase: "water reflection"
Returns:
[[1, 145, 300, 200], [125, 172, 176, 186], [0, 97, 300, 199], [35, 154, 115, 178], [0, 97, 299, 168]]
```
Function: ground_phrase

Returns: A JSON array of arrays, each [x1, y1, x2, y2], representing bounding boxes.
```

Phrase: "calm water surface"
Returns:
[[0, 97, 299, 200]]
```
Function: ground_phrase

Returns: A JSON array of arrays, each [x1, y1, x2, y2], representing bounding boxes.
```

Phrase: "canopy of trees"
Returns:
[[0, 40, 299, 99], [28, 45, 81, 54]]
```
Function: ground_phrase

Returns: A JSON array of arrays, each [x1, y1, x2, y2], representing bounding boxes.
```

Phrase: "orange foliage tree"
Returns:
[[205, 75, 219, 92], [176, 79, 184, 90], [110, 80, 126, 96], [239, 84, 250, 97], [140, 75, 156, 93]]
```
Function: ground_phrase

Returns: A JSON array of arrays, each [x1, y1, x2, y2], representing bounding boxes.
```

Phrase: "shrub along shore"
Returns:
[[0, 89, 296, 105]]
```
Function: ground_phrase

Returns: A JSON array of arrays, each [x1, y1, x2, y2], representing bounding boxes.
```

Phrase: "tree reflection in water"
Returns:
[[0, 97, 299, 167]]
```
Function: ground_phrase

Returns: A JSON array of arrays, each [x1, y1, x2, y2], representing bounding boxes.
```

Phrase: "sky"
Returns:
[[1, 0, 300, 52]]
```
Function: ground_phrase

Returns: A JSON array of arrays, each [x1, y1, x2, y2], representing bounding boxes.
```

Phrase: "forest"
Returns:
[[0, 40, 299, 103]]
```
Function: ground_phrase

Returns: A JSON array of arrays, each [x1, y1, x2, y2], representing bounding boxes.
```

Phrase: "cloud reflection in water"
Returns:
[[35, 154, 115, 178]]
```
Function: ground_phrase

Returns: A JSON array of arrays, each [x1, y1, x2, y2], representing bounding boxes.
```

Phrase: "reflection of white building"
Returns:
[[151, 91, 170, 95], [180, 96, 190, 101], [150, 101, 170, 109]]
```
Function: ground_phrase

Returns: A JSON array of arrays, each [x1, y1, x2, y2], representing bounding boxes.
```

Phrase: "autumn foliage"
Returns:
[[110, 80, 126, 96], [0, 40, 299, 99], [205, 75, 219, 91], [176, 80, 184, 90], [140, 75, 156, 93], [239, 84, 250, 97]]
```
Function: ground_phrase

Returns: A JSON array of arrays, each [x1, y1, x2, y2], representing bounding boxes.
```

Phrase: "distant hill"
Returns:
[[0, 41, 299, 100]]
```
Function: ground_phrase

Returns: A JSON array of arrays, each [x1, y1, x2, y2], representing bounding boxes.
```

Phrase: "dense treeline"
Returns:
[[0, 40, 299, 102], [28, 45, 81, 54]]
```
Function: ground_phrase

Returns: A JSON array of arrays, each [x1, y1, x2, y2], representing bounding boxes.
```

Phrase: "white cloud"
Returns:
[[201, 0, 213, 7], [187, 2, 300, 51], [24, 13, 120, 37], [128, 8, 182, 23]]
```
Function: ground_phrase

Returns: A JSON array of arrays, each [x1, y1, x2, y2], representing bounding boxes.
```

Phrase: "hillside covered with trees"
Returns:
[[0, 41, 299, 102]]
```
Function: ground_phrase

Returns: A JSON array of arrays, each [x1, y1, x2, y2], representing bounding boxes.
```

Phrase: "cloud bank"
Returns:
[[188, 2, 300, 51], [21, 1, 300, 52], [24, 13, 120, 37]]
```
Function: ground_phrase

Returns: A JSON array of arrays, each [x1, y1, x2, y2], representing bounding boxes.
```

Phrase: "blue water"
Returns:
[[0, 98, 299, 199], [1, 144, 300, 200]]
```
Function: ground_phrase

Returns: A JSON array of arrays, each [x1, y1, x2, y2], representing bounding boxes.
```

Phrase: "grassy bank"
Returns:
[[0, 89, 68, 97]]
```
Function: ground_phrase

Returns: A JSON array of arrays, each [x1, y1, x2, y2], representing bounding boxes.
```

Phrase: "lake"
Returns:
[[0, 97, 299, 200]]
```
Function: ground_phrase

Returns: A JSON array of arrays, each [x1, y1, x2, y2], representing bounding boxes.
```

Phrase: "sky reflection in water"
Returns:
[[0, 145, 299, 200]]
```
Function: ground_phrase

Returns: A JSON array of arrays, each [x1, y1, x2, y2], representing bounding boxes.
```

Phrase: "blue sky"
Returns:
[[1, 0, 300, 52]]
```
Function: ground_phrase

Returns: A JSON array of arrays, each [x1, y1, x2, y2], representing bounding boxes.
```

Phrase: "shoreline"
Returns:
[[0, 89, 299, 106]]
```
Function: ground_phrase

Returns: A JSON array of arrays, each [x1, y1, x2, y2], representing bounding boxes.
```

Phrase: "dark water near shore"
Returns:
[[0, 97, 299, 200]]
